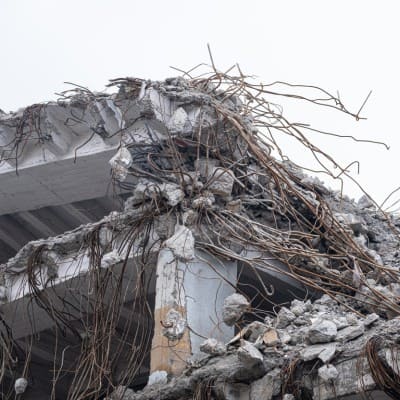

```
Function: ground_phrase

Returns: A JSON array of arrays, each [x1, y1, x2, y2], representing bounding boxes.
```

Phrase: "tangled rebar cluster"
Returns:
[[1, 60, 400, 399]]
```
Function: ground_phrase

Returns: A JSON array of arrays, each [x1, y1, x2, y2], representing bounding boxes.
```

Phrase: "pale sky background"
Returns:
[[1, 0, 399, 207]]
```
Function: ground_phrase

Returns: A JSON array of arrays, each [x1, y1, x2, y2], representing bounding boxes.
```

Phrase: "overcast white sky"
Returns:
[[1, 0, 399, 206]]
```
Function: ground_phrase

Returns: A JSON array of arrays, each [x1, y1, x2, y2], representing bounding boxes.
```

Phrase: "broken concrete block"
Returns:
[[222, 293, 250, 326], [275, 307, 296, 328], [200, 338, 226, 356], [307, 320, 337, 344], [147, 370, 168, 386], [318, 364, 339, 382], [208, 167, 235, 197], [335, 323, 364, 342], [14, 378, 28, 395], [164, 225, 195, 261], [237, 340, 264, 367], [162, 308, 186, 341], [250, 368, 281, 400]]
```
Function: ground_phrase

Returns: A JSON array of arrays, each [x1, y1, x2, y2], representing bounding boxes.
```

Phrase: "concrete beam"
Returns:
[[0, 85, 182, 216]]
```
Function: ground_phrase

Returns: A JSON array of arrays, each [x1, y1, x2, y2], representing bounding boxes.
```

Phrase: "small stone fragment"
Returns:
[[363, 313, 379, 327], [318, 364, 339, 382], [222, 293, 250, 326], [147, 370, 168, 386], [200, 338, 226, 356], [237, 340, 264, 366], [275, 307, 296, 329], [14, 377, 28, 395], [162, 309, 186, 340], [307, 319, 337, 344], [263, 328, 280, 347], [290, 299, 307, 316]]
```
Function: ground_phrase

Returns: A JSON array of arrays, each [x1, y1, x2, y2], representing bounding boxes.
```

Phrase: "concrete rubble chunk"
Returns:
[[219, 383, 250, 400], [109, 146, 132, 181], [250, 368, 281, 400], [307, 319, 337, 344], [334, 212, 366, 235], [14, 377, 28, 395], [0, 285, 8, 303], [283, 394, 295, 400], [275, 307, 296, 328], [222, 293, 250, 326], [164, 225, 195, 261], [132, 180, 184, 207], [207, 167, 235, 197], [161, 183, 185, 206], [161, 308, 186, 340], [277, 329, 291, 345], [245, 321, 268, 342], [318, 364, 339, 382], [301, 343, 329, 362], [358, 194, 375, 209], [167, 107, 189, 134], [319, 342, 337, 363], [192, 191, 215, 209], [237, 340, 264, 367], [290, 299, 307, 316], [147, 370, 168, 386], [363, 313, 380, 327], [200, 338, 226, 356], [335, 323, 364, 342]]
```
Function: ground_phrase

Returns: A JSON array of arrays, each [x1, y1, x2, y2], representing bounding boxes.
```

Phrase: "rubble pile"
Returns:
[[114, 294, 400, 400]]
